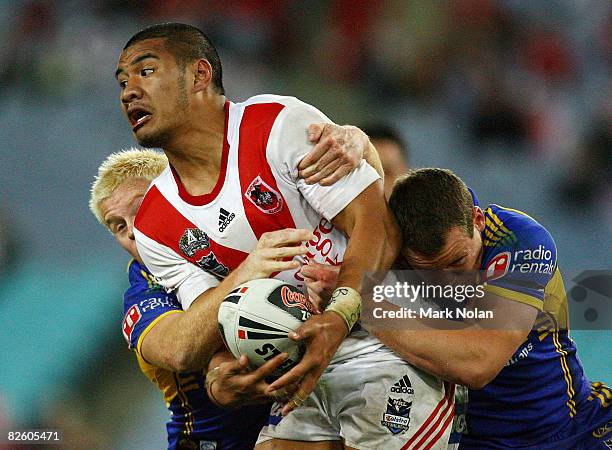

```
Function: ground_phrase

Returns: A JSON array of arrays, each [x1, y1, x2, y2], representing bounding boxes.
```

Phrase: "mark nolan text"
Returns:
[[373, 307, 494, 320]]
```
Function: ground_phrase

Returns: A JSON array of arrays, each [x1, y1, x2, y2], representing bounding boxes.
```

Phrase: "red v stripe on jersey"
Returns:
[[136, 185, 248, 272], [238, 103, 297, 239], [401, 382, 456, 450]]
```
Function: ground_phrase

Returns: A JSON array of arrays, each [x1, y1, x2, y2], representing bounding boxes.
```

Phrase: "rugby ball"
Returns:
[[218, 279, 315, 377]]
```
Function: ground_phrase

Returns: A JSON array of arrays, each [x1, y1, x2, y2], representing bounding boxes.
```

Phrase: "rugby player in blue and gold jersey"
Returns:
[[370, 168, 611, 449]]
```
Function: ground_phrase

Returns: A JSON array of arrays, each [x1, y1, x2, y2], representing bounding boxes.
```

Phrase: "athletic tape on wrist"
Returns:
[[325, 286, 361, 331]]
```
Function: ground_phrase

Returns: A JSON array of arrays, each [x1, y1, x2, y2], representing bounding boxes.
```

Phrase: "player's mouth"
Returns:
[[127, 106, 153, 132]]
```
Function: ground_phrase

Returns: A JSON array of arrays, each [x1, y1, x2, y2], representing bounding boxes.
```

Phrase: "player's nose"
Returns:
[[121, 79, 143, 104], [127, 220, 136, 240]]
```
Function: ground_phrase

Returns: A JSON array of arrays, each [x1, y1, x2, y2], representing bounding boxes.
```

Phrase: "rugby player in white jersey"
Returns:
[[115, 22, 453, 449]]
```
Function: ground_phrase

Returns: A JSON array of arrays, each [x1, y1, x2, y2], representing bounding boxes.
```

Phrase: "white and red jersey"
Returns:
[[134, 94, 383, 361]]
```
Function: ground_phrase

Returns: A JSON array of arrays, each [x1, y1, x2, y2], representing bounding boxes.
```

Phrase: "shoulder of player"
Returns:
[[484, 204, 553, 245], [134, 167, 174, 231], [482, 203, 557, 271], [235, 94, 325, 126], [237, 94, 309, 109], [125, 259, 165, 294], [127, 258, 145, 284]]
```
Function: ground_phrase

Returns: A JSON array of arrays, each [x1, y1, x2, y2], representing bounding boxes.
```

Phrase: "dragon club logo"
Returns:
[[244, 175, 283, 214]]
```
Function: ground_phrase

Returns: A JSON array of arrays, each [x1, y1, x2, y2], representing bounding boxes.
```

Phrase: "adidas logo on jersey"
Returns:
[[218, 208, 235, 232], [391, 374, 415, 395]]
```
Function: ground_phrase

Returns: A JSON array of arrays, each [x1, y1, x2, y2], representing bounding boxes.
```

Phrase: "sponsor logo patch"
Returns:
[[268, 285, 314, 322], [197, 252, 229, 277], [179, 228, 210, 257], [382, 374, 413, 434], [122, 305, 142, 345], [218, 207, 235, 232], [484, 251, 510, 281], [244, 175, 283, 214], [281, 286, 316, 314]]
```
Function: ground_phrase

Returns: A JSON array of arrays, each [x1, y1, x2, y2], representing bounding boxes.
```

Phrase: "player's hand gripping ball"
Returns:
[[218, 279, 316, 377]]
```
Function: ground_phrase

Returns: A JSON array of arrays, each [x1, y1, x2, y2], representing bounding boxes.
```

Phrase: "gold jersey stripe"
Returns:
[[588, 391, 612, 408], [538, 331, 551, 341], [139, 269, 158, 289], [173, 373, 193, 434], [484, 218, 507, 238], [484, 219, 507, 238], [484, 229, 502, 243], [590, 383, 612, 400], [552, 330, 576, 416], [487, 209, 512, 234]]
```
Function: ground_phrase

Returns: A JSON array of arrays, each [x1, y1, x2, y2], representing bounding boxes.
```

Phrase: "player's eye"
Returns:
[[115, 223, 126, 234], [451, 256, 466, 267], [141, 68, 154, 77]]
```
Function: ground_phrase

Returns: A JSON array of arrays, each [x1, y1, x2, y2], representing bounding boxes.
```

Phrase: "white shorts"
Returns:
[[257, 348, 455, 450]]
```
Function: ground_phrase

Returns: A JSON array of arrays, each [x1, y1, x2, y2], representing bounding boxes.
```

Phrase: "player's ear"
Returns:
[[192, 59, 213, 93], [473, 206, 485, 232]]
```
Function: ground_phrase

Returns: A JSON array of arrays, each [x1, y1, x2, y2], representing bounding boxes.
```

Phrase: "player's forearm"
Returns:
[[173, 269, 250, 370], [141, 270, 244, 372], [372, 328, 508, 389], [333, 182, 400, 292]]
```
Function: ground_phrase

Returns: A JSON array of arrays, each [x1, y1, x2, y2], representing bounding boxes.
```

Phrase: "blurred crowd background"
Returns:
[[0, 0, 610, 448]]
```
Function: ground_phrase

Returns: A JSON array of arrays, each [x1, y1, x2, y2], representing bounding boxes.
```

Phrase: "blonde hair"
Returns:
[[89, 148, 168, 225]]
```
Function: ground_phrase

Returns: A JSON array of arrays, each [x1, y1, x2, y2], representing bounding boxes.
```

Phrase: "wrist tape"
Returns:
[[325, 286, 361, 331]]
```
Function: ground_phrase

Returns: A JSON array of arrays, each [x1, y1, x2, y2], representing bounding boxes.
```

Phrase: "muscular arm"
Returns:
[[368, 295, 538, 389], [299, 261, 538, 389], [332, 179, 400, 292], [139, 268, 244, 373]]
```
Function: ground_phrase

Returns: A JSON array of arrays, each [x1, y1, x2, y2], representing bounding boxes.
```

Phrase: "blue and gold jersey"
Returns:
[[461, 201, 611, 449], [123, 259, 269, 450]]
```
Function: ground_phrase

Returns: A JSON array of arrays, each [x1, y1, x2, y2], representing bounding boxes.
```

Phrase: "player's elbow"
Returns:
[[455, 356, 504, 390], [167, 352, 196, 373], [458, 368, 497, 390], [168, 347, 214, 373]]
